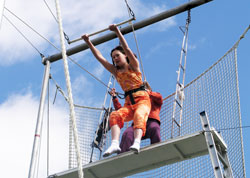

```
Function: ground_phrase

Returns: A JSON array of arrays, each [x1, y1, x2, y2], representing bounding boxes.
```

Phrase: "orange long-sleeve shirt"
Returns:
[[112, 91, 163, 123]]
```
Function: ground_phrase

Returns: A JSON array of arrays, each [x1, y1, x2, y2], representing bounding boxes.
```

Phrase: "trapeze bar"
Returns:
[[45, 0, 213, 63], [49, 130, 225, 178], [68, 17, 135, 44]]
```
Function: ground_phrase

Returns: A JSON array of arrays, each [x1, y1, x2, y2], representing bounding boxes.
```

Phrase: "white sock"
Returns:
[[130, 138, 141, 154], [134, 138, 141, 145], [103, 140, 121, 157], [111, 140, 119, 146]]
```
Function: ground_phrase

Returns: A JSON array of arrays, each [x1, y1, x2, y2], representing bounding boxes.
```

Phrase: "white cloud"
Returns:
[[130, 1, 177, 32], [0, 91, 69, 178], [0, 0, 176, 66], [0, 0, 57, 65], [0, 2, 178, 176], [71, 74, 95, 105], [61, 0, 127, 38]]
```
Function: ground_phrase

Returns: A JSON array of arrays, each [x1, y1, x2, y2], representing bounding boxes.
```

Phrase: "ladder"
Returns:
[[171, 10, 191, 138], [200, 111, 234, 178]]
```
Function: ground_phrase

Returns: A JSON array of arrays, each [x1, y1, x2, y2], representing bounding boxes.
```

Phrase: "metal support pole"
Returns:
[[28, 59, 50, 178], [44, 0, 213, 63], [200, 111, 224, 178]]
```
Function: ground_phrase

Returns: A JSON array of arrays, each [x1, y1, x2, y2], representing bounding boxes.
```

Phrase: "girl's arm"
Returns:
[[110, 88, 122, 110], [149, 91, 163, 107], [82, 34, 116, 75], [109, 24, 140, 72]]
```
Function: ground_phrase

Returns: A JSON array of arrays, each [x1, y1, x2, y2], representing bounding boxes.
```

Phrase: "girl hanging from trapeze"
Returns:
[[82, 24, 151, 157]]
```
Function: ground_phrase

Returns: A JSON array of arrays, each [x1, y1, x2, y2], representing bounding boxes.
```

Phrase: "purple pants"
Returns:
[[119, 119, 161, 153]]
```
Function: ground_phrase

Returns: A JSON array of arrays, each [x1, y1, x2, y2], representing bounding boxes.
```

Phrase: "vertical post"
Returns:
[[28, 59, 50, 178], [200, 111, 224, 178]]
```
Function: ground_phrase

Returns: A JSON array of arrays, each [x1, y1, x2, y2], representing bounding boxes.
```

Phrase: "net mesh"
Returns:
[[69, 46, 245, 177]]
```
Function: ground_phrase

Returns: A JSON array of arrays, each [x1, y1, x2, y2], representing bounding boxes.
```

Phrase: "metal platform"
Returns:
[[50, 130, 224, 178]]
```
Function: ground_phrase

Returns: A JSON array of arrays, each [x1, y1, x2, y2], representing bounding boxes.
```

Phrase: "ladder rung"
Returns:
[[182, 48, 186, 53], [179, 26, 185, 34], [173, 119, 181, 127], [177, 81, 182, 87], [179, 64, 185, 71], [175, 99, 182, 108]]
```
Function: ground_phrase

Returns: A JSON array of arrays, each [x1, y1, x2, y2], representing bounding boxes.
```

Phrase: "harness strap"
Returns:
[[124, 85, 146, 105]]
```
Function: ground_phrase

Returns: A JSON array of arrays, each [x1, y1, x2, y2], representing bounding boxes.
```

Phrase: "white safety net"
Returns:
[[69, 45, 245, 177]]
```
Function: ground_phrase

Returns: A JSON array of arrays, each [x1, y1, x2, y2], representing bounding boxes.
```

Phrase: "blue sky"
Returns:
[[0, 0, 249, 177]]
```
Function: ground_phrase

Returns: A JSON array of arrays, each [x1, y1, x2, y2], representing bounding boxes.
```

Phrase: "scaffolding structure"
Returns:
[[66, 42, 245, 177], [27, 0, 247, 178]]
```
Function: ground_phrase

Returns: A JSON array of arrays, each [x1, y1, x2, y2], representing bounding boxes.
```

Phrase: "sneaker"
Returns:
[[103, 144, 121, 157]]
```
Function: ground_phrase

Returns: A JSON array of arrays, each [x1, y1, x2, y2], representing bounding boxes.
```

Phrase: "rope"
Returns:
[[124, 0, 146, 82], [3, 14, 44, 58], [233, 42, 246, 176], [54, 1, 83, 178], [184, 24, 250, 90], [236, 24, 250, 46]]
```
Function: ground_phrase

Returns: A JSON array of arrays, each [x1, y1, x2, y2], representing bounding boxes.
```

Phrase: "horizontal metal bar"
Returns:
[[68, 17, 135, 44], [45, 0, 213, 63]]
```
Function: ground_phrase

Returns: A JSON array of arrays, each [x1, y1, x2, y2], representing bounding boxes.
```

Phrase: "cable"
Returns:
[[4, 6, 125, 97], [43, 0, 58, 23], [217, 125, 250, 132], [124, 0, 146, 82], [50, 74, 69, 104], [5, 7, 117, 93], [3, 14, 44, 57], [124, 0, 135, 18], [5, 7, 122, 93], [4, 7, 61, 52], [42, 0, 70, 43]]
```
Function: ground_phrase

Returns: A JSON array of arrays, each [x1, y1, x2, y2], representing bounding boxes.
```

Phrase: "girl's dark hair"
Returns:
[[110, 45, 137, 68]]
